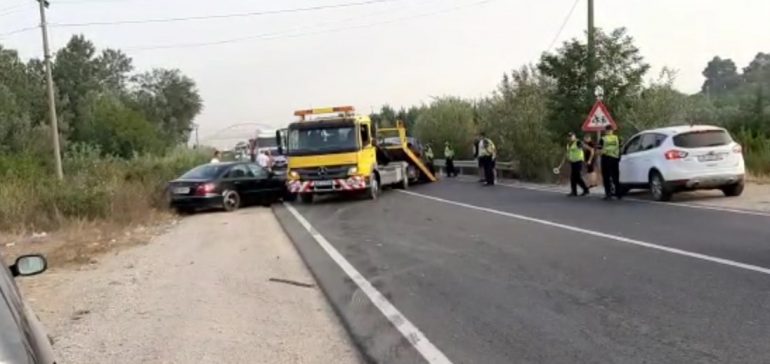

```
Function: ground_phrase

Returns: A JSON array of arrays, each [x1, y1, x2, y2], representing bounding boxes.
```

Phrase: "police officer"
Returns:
[[563, 132, 590, 197], [477, 132, 497, 186], [599, 125, 621, 200], [444, 141, 457, 177], [424, 143, 435, 175]]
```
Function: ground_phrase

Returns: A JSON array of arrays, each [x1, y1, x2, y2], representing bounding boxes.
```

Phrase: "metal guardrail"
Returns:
[[434, 159, 518, 177]]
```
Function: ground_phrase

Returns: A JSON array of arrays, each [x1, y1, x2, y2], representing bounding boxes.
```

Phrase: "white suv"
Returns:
[[619, 125, 745, 201]]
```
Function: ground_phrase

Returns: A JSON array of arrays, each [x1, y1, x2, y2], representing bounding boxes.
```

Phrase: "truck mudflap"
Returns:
[[288, 176, 367, 193]]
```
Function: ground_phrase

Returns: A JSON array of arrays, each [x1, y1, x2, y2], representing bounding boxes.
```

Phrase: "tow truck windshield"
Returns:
[[287, 126, 359, 156]]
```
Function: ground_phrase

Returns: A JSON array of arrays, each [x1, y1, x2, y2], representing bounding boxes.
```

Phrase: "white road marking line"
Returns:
[[502, 182, 770, 217], [284, 203, 453, 364], [398, 190, 770, 277], [456, 176, 770, 218]]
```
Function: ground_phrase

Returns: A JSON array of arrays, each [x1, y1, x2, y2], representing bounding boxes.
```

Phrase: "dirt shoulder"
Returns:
[[14, 208, 361, 364]]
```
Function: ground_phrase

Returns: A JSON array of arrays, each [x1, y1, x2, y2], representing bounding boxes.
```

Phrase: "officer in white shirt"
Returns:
[[256, 150, 272, 171], [210, 150, 221, 164]]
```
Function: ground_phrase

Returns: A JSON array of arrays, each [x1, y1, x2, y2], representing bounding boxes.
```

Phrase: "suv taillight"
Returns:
[[664, 149, 688, 160], [195, 183, 216, 196], [733, 145, 742, 154]]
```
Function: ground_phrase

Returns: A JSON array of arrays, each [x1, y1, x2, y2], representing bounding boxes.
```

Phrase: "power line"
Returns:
[[49, 0, 396, 27], [125, 0, 496, 52], [0, 2, 32, 17], [546, 0, 581, 52], [0, 25, 38, 37]]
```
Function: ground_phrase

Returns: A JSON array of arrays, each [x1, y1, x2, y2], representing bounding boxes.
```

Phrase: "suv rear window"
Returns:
[[673, 130, 732, 148]]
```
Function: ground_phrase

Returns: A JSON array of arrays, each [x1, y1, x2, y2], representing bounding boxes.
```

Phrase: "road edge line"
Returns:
[[283, 203, 453, 364], [399, 190, 770, 277]]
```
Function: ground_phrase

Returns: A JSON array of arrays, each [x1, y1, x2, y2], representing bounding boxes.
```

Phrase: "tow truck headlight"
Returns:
[[347, 166, 358, 176], [288, 170, 299, 179]]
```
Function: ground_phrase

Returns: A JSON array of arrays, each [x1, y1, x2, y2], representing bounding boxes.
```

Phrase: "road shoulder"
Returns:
[[18, 208, 361, 364]]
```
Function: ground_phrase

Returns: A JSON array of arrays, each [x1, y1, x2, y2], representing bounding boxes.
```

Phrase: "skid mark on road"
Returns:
[[399, 190, 770, 277], [284, 203, 453, 364]]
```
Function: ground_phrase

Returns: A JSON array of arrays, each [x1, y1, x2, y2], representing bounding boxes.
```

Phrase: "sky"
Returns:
[[1, 0, 769, 146]]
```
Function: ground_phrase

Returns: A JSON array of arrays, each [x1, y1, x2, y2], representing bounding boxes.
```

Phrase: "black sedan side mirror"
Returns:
[[10, 255, 47, 277]]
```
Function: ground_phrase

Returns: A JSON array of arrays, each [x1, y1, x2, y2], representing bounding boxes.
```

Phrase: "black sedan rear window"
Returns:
[[180, 164, 227, 179], [673, 130, 732, 148]]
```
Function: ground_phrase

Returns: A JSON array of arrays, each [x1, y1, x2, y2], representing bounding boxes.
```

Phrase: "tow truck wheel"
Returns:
[[300, 193, 314, 204], [368, 173, 379, 200]]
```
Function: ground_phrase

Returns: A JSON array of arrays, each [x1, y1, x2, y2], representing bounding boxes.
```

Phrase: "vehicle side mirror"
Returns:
[[10, 255, 47, 277]]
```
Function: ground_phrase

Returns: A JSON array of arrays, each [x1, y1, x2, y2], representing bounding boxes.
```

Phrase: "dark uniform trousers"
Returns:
[[570, 161, 588, 195], [601, 155, 620, 197]]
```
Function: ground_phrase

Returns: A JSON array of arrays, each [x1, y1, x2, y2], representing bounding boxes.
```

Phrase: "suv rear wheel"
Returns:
[[649, 171, 672, 202], [721, 180, 745, 197]]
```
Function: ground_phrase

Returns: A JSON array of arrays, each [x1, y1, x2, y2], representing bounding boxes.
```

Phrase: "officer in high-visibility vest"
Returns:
[[444, 141, 457, 177], [477, 132, 497, 186], [563, 132, 590, 197], [424, 143, 435, 175], [599, 125, 621, 200]]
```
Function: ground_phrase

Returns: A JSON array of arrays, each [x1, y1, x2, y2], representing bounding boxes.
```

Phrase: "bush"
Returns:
[[734, 128, 770, 176], [0, 147, 209, 231]]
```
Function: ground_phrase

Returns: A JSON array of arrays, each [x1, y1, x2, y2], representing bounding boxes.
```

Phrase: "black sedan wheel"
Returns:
[[222, 190, 241, 212]]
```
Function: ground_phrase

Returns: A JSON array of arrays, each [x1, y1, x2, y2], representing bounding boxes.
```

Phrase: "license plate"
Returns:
[[698, 154, 723, 162], [314, 180, 333, 187], [173, 187, 190, 194]]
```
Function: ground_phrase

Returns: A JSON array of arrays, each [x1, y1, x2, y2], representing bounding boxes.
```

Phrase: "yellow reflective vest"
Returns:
[[567, 141, 584, 162]]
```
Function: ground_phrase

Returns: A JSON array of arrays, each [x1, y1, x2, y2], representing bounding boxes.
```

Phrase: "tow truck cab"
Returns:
[[280, 106, 385, 201]]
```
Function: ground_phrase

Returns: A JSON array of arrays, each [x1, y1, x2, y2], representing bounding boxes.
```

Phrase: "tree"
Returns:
[[83, 94, 162, 158], [130, 69, 202, 146], [538, 28, 650, 138], [701, 56, 741, 95], [743, 52, 770, 84], [412, 97, 476, 158], [96, 49, 133, 92], [477, 66, 560, 180]]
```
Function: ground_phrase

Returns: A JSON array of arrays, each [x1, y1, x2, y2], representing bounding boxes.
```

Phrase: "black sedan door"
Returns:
[[222, 164, 259, 204], [247, 164, 285, 202]]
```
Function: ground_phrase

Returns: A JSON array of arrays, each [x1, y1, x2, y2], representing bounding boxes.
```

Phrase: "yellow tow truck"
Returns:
[[279, 106, 436, 203]]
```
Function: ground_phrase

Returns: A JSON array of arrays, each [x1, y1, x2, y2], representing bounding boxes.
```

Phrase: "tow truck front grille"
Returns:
[[295, 165, 353, 180]]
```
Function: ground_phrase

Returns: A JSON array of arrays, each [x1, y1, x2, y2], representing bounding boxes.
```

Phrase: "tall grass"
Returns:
[[0, 146, 209, 232], [733, 128, 770, 177]]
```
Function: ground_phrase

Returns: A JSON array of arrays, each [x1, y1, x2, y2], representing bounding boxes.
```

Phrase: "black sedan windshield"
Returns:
[[287, 126, 358, 156], [179, 164, 228, 180]]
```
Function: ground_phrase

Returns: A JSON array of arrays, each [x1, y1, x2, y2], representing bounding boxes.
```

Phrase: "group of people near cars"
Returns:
[[210, 149, 275, 171], [560, 125, 621, 200]]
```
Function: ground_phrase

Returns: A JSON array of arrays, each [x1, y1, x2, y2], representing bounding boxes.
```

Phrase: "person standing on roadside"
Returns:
[[599, 125, 622, 200], [560, 132, 590, 197], [444, 141, 457, 177], [473, 136, 484, 182], [210, 150, 221, 164], [424, 143, 435, 175], [583, 134, 597, 187], [477, 132, 497, 186], [257, 149, 272, 172]]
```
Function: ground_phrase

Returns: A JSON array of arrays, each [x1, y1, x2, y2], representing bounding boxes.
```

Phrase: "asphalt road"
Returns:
[[274, 178, 770, 364]]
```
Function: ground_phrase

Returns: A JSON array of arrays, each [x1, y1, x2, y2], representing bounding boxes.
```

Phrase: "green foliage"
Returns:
[[539, 28, 650, 138], [412, 97, 477, 159], [0, 147, 209, 231], [476, 67, 561, 181]]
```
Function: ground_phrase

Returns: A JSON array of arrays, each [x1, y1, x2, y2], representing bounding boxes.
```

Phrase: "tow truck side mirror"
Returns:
[[275, 130, 283, 155]]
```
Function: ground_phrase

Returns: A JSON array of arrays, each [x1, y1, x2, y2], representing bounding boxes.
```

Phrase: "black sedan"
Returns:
[[168, 162, 287, 213], [1, 252, 56, 363]]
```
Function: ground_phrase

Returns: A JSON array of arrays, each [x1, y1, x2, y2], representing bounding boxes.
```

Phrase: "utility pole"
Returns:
[[193, 123, 200, 148], [37, 0, 63, 180], [586, 0, 596, 101]]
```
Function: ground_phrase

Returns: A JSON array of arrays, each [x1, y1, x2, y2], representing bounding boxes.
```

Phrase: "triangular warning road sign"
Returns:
[[582, 100, 617, 132]]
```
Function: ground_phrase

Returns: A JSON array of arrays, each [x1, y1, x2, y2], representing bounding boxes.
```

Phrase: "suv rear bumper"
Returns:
[[668, 173, 744, 190]]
